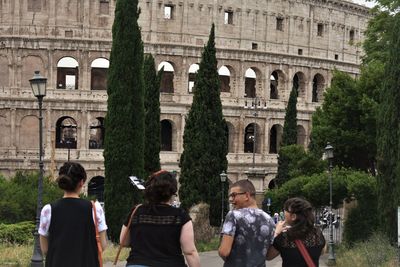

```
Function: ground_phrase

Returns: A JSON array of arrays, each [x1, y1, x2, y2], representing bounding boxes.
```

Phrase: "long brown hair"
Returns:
[[284, 197, 315, 240]]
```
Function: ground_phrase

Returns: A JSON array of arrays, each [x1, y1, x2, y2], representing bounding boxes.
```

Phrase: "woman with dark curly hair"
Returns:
[[267, 197, 326, 267], [119, 170, 200, 267]]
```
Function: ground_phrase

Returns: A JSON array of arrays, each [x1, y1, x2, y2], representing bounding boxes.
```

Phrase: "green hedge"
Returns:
[[0, 221, 35, 244], [0, 171, 62, 224]]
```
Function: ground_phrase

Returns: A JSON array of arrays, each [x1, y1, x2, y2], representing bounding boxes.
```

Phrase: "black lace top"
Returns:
[[273, 227, 325, 267]]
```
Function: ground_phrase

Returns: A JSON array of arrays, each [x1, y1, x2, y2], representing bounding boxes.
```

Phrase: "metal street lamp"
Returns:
[[325, 142, 336, 265], [220, 171, 227, 227], [30, 70, 47, 267]]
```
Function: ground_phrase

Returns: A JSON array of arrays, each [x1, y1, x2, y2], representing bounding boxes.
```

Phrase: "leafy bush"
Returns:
[[0, 221, 35, 244], [337, 232, 397, 267], [0, 171, 62, 224]]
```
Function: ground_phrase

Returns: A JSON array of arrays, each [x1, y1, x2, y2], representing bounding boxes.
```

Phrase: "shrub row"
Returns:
[[0, 221, 35, 244]]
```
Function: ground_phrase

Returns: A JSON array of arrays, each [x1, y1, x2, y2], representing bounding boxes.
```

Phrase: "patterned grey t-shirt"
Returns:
[[221, 208, 275, 267]]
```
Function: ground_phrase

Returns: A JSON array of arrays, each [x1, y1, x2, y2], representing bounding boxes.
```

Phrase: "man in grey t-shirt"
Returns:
[[218, 179, 275, 267]]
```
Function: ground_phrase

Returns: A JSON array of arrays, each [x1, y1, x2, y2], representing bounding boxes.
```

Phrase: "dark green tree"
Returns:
[[309, 70, 377, 173], [376, 13, 400, 244], [103, 0, 144, 241], [281, 87, 298, 146], [143, 54, 162, 176], [275, 87, 298, 185], [179, 24, 228, 226]]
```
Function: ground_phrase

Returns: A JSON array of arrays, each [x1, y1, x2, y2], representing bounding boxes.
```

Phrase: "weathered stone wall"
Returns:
[[0, 0, 370, 194]]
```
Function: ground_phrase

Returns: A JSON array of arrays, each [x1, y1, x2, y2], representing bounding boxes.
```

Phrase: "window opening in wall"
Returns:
[[276, 17, 284, 31], [88, 176, 105, 203], [244, 124, 256, 153], [57, 57, 79, 90], [158, 62, 175, 93], [317, 23, 324, 36], [55, 117, 77, 149], [91, 58, 109, 90], [297, 125, 306, 147], [270, 71, 279, 99], [224, 11, 233, 25], [349, 29, 355, 44], [161, 120, 173, 151], [99, 0, 109, 15], [245, 68, 256, 98], [218, 66, 231, 93], [312, 74, 325, 103], [188, 64, 199, 93], [65, 30, 73, 38], [252, 43, 258, 50], [28, 0, 41, 12], [298, 49, 303, 55], [269, 124, 282, 154], [89, 118, 105, 149], [164, 5, 173, 19], [335, 54, 339, 60]]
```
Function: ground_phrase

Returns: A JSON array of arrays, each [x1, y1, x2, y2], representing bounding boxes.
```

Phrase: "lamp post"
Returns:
[[30, 71, 47, 267], [220, 171, 227, 227], [325, 143, 336, 265]]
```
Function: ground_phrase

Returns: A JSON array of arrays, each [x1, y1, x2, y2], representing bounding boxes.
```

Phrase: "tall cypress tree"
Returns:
[[376, 13, 400, 244], [179, 24, 228, 226], [103, 0, 144, 241], [282, 87, 298, 146], [144, 54, 161, 176], [275, 87, 298, 186]]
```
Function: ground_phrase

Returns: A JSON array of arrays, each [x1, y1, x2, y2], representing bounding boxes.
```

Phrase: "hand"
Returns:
[[274, 221, 290, 237]]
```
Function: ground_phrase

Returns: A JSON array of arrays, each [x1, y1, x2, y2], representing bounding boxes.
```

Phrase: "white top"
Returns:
[[39, 200, 108, 237]]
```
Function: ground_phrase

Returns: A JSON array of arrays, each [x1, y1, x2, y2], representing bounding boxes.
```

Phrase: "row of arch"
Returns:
[[1, 114, 307, 154], [21, 56, 326, 103], [159, 61, 326, 102]]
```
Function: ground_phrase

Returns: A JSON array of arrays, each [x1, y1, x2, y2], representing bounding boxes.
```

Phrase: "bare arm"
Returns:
[[180, 221, 200, 267], [119, 225, 131, 247], [266, 245, 280, 260], [39, 235, 48, 255], [99, 230, 108, 250], [218, 234, 234, 261]]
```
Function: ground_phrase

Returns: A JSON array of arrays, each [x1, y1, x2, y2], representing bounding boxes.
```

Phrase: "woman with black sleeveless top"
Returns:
[[39, 162, 108, 267], [119, 170, 200, 267], [267, 197, 326, 267]]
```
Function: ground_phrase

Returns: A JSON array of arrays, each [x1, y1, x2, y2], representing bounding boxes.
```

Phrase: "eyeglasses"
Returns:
[[228, 192, 247, 198]]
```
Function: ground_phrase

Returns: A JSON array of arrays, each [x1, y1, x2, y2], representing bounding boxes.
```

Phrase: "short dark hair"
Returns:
[[231, 179, 256, 197], [57, 162, 87, 192], [144, 170, 177, 204], [284, 197, 315, 240]]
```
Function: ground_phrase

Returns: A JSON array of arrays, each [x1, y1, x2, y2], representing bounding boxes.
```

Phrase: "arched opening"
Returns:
[[158, 61, 175, 93], [161, 120, 172, 151], [297, 125, 306, 147], [270, 70, 284, 99], [91, 58, 109, 90], [89, 117, 105, 149], [88, 176, 105, 203], [188, 64, 199, 93], [245, 68, 256, 98], [293, 72, 306, 99], [312, 74, 325, 102], [244, 123, 258, 153], [269, 124, 283, 154], [57, 57, 79, 89], [55, 116, 77, 149], [218, 66, 231, 93], [268, 179, 277, 190]]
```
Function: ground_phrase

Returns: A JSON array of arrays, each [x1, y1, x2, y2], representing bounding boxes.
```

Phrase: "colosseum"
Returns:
[[0, 0, 370, 199]]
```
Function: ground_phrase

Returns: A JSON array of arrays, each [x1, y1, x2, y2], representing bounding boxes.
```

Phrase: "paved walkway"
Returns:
[[105, 250, 329, 267]]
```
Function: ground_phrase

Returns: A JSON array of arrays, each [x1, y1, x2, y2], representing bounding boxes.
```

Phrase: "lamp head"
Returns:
[[220, 171, 227, 182], [30, 71, 47, 98], [325, 143, 334, 159]]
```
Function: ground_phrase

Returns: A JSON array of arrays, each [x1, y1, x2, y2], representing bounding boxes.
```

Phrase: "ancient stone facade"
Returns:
[[0, 0, 370, 196]]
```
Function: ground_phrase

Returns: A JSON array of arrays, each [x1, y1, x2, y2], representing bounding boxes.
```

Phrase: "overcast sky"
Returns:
[[350, 0, 377, 8]]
